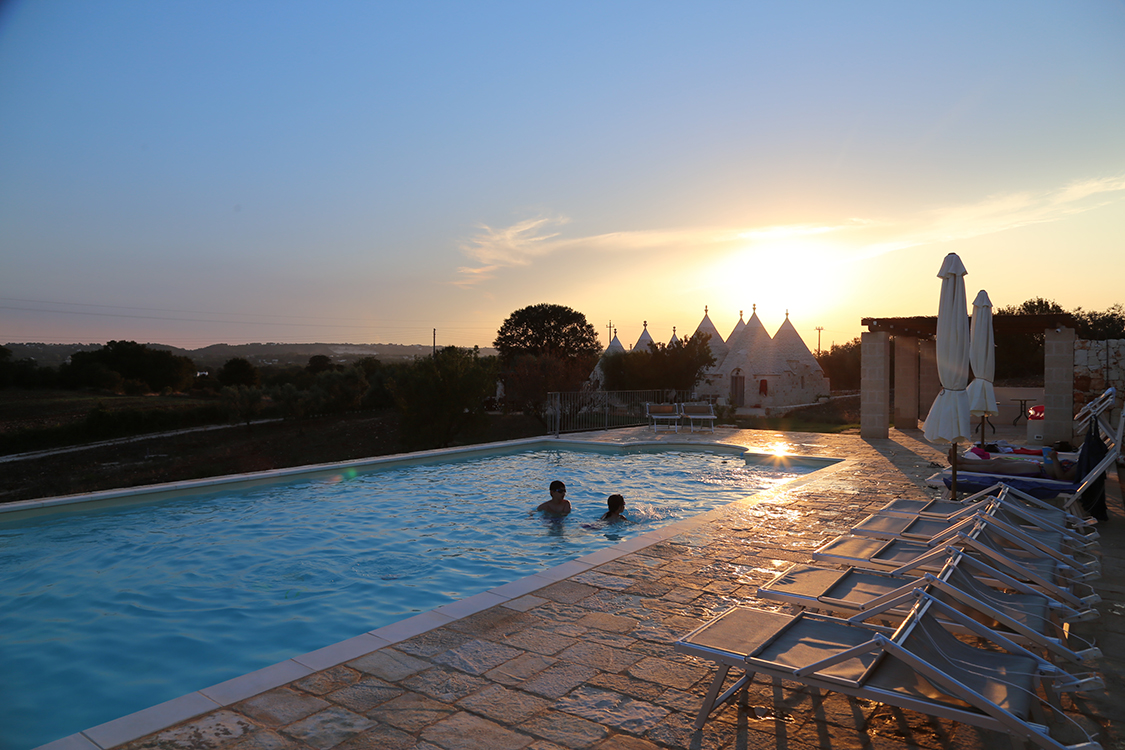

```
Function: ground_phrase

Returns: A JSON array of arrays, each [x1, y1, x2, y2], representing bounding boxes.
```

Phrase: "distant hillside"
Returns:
[[3, 342, 498, 369]]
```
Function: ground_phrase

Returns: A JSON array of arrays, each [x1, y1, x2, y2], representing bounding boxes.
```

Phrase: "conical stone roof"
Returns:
[[692, 307, 728, 364], [767, 314, 823, 374], [633, 321, 654, 352], [719, 307, 772, 375]]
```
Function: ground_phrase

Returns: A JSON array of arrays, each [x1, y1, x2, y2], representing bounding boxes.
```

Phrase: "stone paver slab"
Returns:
[[434, 638, 524, 675], [456, 683, 551, 724], [293, 665, 360, 696], [120, 710, 257, 750], [350, 648, 431, 681], [421, 711, 533, 750], [626, 657, 708, 690], [518, 711, 607, 749], [575, 612, 637, 634], [519, 663, 600, 700], [326, 675, 404, 713], [236, 688, 329, 727], [555, 687, 669, 734], [556, 642, 642, 673], [370, 692, 457, 732], [331, 721, 418, 750], [502, 628, 579, 655], [403, 666, 488, 703], [485, 652, 558, 686], [282, 706, 375, 750]]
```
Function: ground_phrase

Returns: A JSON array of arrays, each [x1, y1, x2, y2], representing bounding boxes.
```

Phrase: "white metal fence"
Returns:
[[546, 389, 693, 436]]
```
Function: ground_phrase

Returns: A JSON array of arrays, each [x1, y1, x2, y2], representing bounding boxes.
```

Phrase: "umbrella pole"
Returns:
[[948, 442, 958, 500]]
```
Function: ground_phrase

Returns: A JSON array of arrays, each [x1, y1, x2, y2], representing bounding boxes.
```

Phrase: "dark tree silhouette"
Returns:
[[599, 334, 715, 391], [494, 304, 601, 361], [217, 357, 261, 387]]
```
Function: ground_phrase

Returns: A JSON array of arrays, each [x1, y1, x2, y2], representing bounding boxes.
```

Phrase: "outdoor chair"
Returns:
[[681, 402, 717, 433], [645, 402, 681, 432], [825, 512, 1100, 580], [877, 483, 1096, 534], [675, 590, 1103, 750], [850, 494, 1099, 556], [757, 554, 1101, 665], [810, 529, 1100, 611], [926, 411, 1123, 507]]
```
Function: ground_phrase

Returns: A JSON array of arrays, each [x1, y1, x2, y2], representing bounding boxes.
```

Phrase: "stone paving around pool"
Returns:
[[50, 426, 1124, 750]]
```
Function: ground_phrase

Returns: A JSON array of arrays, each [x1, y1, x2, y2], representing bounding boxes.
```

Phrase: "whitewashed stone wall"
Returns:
[[1074, 338, 1124, 422]]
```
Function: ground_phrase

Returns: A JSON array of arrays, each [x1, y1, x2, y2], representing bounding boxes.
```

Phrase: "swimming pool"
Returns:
[[0, 440, 822, 750]]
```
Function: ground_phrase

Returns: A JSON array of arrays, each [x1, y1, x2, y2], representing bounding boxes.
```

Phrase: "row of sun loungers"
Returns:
[[675, 478, 1107, 750]]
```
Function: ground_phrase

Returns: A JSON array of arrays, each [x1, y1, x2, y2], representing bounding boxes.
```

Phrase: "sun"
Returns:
[[706, 237, 855, 325]]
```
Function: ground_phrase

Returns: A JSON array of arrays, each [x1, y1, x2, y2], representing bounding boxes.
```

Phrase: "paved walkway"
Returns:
[[51, 426, 1123, 750]]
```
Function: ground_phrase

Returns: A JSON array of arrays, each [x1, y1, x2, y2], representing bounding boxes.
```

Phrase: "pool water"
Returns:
[[0, 445, 812, 750]]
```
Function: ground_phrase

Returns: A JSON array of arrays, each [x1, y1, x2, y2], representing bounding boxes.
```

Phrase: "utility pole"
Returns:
[[815, 327, 824, 356], [606, 320, 613, 344], [432, 328, 436, 357]]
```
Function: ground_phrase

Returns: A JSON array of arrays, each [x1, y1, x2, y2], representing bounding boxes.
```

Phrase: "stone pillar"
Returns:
[[861, 331, 891, 439], [893, 336, 919, 429], [918, 339, 940, 422], [1043, 326, 1076, 445]]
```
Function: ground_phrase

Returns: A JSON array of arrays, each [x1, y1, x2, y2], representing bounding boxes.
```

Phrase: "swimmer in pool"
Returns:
[[536, 480, 571, 516], [601, 494, 627, 522]]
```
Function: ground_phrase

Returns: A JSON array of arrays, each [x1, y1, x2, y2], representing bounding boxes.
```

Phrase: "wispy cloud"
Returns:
[[453, 175, 1125, 286], [855, 175, 1125, 260]]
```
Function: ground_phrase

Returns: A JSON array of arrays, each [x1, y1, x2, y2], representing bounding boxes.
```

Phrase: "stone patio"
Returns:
[[45, 425, 1124, 750]]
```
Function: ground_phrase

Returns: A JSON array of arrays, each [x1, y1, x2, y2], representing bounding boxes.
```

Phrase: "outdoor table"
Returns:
[[1010, 398, 1036, 426]]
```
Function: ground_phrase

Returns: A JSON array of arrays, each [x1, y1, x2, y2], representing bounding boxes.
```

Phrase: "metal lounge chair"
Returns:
[[810, 528, 1100, 611], [820, 513, 1100, 581], [675, 590, 1103, 749], [927, 411, 1123, 505], [757, 554, 1100, 665], [850, 495, 1100, 556], [877, 483, 1096, 534]]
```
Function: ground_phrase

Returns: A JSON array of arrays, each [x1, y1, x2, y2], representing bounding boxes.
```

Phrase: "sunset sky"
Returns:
[[2, 2, 1123, 355]]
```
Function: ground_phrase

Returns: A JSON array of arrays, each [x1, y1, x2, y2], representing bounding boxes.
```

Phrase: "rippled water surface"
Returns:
[[0, 446, 812, 750]]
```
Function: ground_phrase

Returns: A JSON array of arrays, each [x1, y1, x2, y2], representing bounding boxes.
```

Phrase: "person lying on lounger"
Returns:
[[957, 451, 1077, 481]]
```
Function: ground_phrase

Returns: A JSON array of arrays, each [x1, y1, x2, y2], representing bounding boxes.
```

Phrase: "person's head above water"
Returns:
[[602, 494, 626, 520], [549, 480, 566, 496]]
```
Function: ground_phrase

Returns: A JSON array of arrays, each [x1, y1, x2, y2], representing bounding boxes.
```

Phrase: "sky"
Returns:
[[1, 1, 1123, 355]]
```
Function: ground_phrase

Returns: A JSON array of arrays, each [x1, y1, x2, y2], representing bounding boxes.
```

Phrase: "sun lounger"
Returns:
[[675, 591, 1103, 749], [878, 483, 1095, 532], [645, 402, 681, 432], [757, 555, 1101, 665], [811, 528, 1100, 610], [837, 511, 1100, 580], [851, 492, 1099, 554], [927, 411, 1123, 505], [681, 402, 716, 433]]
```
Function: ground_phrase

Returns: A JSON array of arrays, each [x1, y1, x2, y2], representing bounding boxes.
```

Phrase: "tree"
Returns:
[[494, 304, 601, 361], [599, 334, 715, 391], [217, 357, 261, 387], [389, 346, 497, 450], [60, 340, 195, 392], [306, 355, 338, 374], [815, 338, 862, 391]]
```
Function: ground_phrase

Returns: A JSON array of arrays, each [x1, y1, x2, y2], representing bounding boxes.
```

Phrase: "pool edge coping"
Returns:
[[26, 436, 847, 750]]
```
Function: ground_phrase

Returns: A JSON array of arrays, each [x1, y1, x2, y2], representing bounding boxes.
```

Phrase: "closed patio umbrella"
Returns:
[[923, 253, 972, 496], [966, 289, 999, 447]]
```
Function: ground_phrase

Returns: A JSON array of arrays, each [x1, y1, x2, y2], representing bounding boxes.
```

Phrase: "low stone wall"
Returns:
[[1074, 338, 1124, 422]]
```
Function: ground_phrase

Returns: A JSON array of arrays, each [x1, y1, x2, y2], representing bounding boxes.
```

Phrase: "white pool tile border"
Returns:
[[31, 438, 846, 750]]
